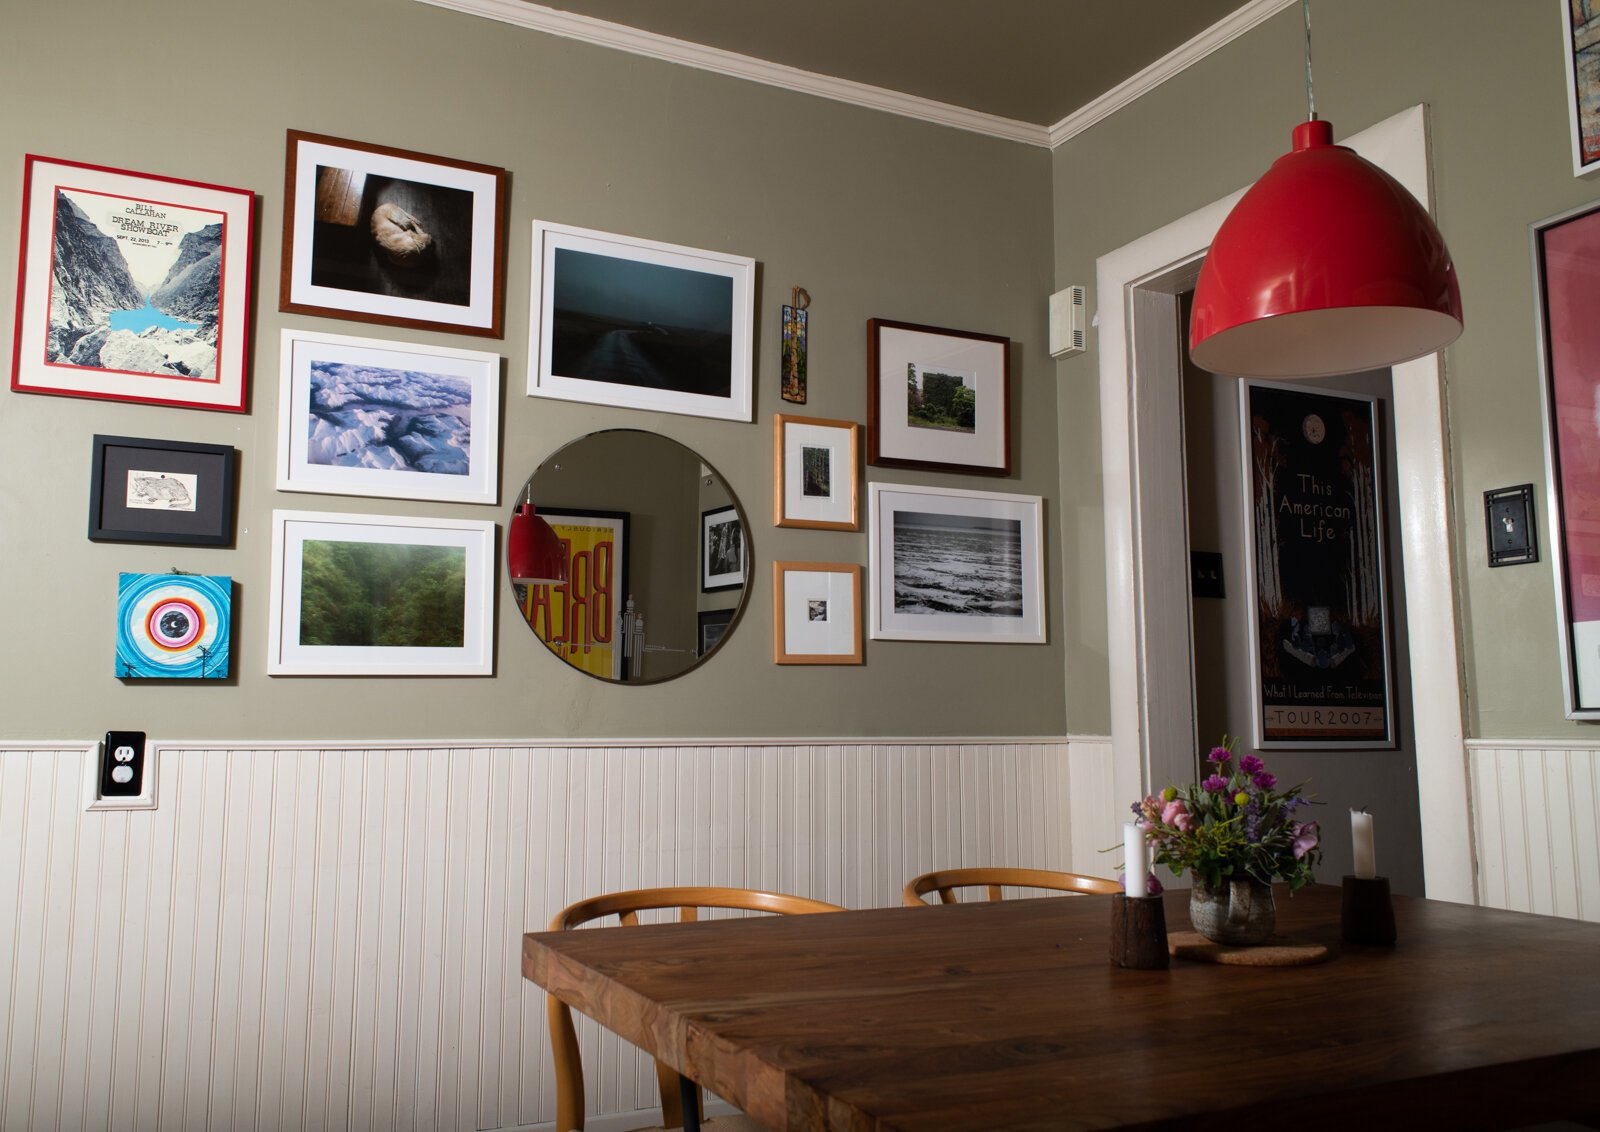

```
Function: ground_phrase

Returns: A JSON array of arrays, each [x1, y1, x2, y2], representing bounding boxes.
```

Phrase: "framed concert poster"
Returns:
[[517, 508, 630, 681], [1239, 381, 1394, 749]]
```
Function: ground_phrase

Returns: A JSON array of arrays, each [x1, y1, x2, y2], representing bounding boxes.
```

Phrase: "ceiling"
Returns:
[[531, 0, 1257, 127]]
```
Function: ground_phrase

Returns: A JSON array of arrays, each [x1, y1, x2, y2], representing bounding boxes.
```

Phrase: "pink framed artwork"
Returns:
[[10, 155, 255, 412]]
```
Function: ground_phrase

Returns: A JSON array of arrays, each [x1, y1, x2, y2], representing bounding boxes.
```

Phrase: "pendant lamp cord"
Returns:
[[1302, 0, 1316, 121]]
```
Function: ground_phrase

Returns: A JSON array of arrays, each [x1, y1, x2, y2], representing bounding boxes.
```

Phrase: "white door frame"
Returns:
[[1094, 104, 1475, 903]]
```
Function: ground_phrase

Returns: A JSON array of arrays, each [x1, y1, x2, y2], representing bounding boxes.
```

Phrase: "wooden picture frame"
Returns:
[[276, 328, 501, 505], [1534, 199, 1600, 716], [279, 130, 507, 337], [867, 482, 1045, 643], [527, 220, 755, 422], [773, 413, 860, 530], [868, 318, 1010, 476], [11, 155, 255, 412], [773, 561, 863, 664], [1239, 380, 1394, 748], [267, 510, 495, 676], [89, 434, 237, 546]]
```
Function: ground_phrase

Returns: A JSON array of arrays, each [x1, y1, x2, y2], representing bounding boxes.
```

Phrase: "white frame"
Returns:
[[774, 413, 860, 530], [773, 561, 863, 664], [276, 328, 501, 505], [1238, 381, 1395, 749], [868, 482, 1045, 643], [527, 220, 755, 422], [1563, 0, 1600, 177], [267, 509, 495, 675]]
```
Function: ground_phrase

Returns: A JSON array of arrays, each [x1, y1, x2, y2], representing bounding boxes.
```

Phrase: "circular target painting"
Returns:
[[116, 573, 232, 678]]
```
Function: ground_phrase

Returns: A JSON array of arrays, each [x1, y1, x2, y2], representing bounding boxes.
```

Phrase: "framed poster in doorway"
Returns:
[[1238, 381, 1395, 749]]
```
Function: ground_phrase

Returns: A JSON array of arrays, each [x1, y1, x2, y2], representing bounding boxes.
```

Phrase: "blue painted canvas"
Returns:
[[116, 572, 232, 679]]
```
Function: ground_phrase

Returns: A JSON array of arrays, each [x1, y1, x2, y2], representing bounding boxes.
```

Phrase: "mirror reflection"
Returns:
[[511, 429, 748, 684]]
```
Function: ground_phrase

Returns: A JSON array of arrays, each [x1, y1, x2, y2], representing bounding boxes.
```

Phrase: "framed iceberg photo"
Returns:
[[276, 328, 501, 505], [10, 155, 256, 412]]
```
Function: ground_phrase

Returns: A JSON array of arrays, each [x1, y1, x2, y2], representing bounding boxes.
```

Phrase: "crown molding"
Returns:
[[1048, 0, 1297, 147], [415, 0, 1053, 146]]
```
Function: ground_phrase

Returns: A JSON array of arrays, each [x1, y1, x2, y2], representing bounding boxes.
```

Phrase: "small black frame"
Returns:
[[89, 435, 237, 546]]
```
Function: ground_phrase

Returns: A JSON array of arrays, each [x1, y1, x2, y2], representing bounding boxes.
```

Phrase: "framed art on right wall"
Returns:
[[1563, 0, 1600, 176], [1534, 199, 1600, 717]]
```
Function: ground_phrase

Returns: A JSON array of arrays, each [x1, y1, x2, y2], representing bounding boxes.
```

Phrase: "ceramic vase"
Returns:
[[1189, 878, 1275, 945]]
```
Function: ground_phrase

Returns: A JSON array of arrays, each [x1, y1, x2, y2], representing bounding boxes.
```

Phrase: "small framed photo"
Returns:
[[276, 328, 501, 505], [698, 608, 734, 657], [868, 318, 1011, 476], [11, 155, 255, 412], [868, 482, 1045, 643], [279, 130, 507, 337], [1563, 1, 1600, 176], [773, 561, 863, 665], [267, 510, 495, 676], [774, 413, 860, 530], [89, 435, 237, 546], [527, 220, 755, 422], [702, 505, 748, 592], [116, 572, 233, 680]]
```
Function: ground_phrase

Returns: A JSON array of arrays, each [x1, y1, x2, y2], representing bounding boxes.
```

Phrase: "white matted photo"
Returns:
[[276, 328, 501, 505], [868, 482, 1044, 643], [267, 510, 495, 675], [773, 561, 863, 664], [774, 413, 860, 530], [527, 220, 755, 422], [867, 319, 1010, 475], [702, 504, 748, 592]]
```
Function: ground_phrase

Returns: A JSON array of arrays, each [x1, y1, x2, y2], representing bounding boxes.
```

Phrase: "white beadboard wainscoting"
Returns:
[[0, 735, 1117, 1132], [1468, 740, 1600, 923]]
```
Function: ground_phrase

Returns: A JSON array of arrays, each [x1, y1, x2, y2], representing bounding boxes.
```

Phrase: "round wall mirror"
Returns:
[[510, 429, 749, 684]]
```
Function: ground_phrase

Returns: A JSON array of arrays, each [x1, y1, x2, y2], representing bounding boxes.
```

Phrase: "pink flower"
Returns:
[[1292, 821, 1320, 859], [1161, 799, 1196, 832]]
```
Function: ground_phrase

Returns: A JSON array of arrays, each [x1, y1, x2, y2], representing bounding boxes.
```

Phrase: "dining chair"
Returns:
[[902, 866, 1121, 906], [546, 885, 845, 1132]]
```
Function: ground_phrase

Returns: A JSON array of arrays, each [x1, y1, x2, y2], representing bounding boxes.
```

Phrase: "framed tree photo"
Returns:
[[868, 318, 1010, 475], [11, 155, 255, 412], [279, 130, 508, 337], [1239, 381, 1394, 748], [774, 413, 860, 530]]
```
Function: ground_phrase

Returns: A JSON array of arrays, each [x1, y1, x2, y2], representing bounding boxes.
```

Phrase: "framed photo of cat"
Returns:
[[279, 130, 508, 337]]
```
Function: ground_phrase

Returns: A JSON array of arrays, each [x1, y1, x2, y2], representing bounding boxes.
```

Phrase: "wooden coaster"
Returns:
[[1167, 930, 1330, 966]]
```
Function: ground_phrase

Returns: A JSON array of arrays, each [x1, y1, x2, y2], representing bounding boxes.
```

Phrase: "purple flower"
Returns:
[[1202, 774, 1229, 793], [1292, 821, 1320, 859], [1238, 754, 1264, 774], [1253, 771, 1277, 790], [1207, 746, 1232, 765], [1145, 873, 1165, 896]]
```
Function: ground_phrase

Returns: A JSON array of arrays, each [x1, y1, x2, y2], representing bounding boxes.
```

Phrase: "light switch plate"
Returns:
[[1485, 484, 1538, 567]]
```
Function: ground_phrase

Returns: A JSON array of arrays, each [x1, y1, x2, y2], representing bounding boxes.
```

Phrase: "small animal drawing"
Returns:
[[371, 202, 432, 266], [130, 474, 192, 509]]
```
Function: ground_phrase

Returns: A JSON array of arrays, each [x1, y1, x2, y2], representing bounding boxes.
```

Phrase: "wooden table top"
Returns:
[[522, 884, 1600, 1131]]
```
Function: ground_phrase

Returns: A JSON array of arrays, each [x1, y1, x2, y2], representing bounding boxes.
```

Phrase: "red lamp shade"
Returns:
[[508, 503, 568, 586], [1189, 119, 1462, 378]]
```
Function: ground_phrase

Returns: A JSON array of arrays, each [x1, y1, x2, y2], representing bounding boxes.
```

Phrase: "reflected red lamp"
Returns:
[[508, 501, 568, 586], [1189, 117, 1462, 379]]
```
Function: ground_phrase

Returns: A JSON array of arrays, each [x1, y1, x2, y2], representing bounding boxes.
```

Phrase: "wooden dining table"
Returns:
[[522, 884, 1600, 1130]]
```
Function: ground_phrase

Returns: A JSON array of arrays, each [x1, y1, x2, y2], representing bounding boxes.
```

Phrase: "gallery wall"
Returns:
[[0, 0, 1059, 743], [1051, 0, 1600, 741]]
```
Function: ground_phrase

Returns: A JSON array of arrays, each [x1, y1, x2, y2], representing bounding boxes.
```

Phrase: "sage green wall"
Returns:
[[1052, 0, 1600, 739], [0, 0, 1057, 741]]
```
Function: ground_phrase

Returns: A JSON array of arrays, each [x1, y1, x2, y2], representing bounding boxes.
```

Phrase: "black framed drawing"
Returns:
[[89, 435, 237, 546]]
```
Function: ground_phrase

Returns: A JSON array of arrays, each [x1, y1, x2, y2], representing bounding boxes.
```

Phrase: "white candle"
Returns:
[[1124, 822, 1149, 898], [1351, 809, 1376, 879]]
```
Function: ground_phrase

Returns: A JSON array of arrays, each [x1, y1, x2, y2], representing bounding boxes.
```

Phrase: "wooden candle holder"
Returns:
[[1341, 875, 1397, 945], [1110, 893, 1170, 969]]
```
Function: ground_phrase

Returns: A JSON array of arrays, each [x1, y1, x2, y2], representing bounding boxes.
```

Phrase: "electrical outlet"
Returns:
[[85, 731, 157, 810]]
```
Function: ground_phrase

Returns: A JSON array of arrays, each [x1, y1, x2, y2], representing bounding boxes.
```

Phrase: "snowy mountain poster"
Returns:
[[10, 156, 254, 411], [1241, 382, 1394, 749]]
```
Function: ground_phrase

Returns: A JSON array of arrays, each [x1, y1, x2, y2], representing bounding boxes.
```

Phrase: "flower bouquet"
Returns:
[[1133, 738, 1321, 944]]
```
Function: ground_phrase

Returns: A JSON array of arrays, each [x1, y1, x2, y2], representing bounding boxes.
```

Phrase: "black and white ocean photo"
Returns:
[[892, 510, 1023, 618], [306, 359, 471, 476]]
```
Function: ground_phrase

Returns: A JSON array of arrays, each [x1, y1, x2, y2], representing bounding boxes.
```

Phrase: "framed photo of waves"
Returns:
[[527, 220, 755, 422], [276, 328, 501, 505], [867, 482, 1044, 644], [10, 155, 255, 412]]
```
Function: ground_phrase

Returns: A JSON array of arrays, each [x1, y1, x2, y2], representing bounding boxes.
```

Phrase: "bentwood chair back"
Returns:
[[546, 886, 844, 1132], [902, 866, 1121, 906]]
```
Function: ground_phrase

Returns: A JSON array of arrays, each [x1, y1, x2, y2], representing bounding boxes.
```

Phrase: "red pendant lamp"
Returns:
[[508, 495, 568, 586], [1188, 2, 1462, 379]]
